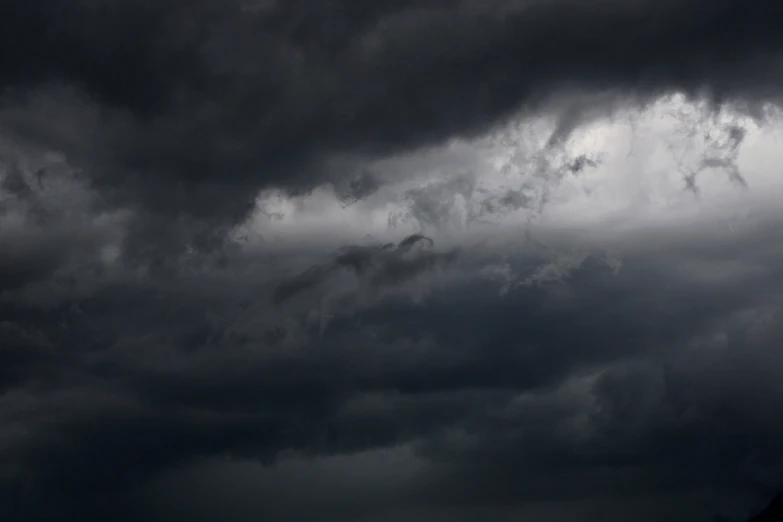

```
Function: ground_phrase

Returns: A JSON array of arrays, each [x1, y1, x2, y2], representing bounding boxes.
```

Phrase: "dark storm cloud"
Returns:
[[3, 1, 783, 520], [3, 218, 783, 520], [1, 0, 783, 256]]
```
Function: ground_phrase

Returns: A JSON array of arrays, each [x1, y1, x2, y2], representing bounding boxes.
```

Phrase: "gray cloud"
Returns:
[[3, 2, 783, 520], [2, 216, 783, 520], [1, 0, 783, 259], [273, 234, 459, 305]]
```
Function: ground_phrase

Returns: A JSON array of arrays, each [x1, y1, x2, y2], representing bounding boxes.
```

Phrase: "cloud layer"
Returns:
[[2, 0, 783, 251], [3, 1, 783, 521]]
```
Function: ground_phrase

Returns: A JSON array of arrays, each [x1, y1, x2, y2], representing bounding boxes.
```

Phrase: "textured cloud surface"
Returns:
[[2, 1, 783, 521]]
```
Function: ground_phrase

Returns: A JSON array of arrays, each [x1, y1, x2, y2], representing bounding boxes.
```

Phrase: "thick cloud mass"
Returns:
[[1, 0, 783, 246], [4, 211, 783, 521], [2, 1, 783, 521]]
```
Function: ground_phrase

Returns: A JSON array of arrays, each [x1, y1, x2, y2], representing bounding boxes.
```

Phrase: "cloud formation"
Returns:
[[3, 212, 783, 520], [1, 0, 783, 257], [3, 2, 783, 521], [274, 234, 458, 305]]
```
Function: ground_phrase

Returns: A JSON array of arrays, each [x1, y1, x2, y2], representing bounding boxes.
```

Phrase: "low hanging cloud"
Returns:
[[3, 215, 783, 521], [3, 2, 783, 522]]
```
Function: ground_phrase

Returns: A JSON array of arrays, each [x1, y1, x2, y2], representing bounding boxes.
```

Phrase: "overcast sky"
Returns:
[[2, 1, 783, 521]]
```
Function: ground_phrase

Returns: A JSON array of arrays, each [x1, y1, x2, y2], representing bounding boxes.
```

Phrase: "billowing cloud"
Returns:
[[2, 210, 783, 520], [3, 2, 783, 521], [1, 0, 783, 257]]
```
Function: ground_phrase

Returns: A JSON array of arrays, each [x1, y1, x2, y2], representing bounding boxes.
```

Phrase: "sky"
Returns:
[[2, 1, 783, 521]]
